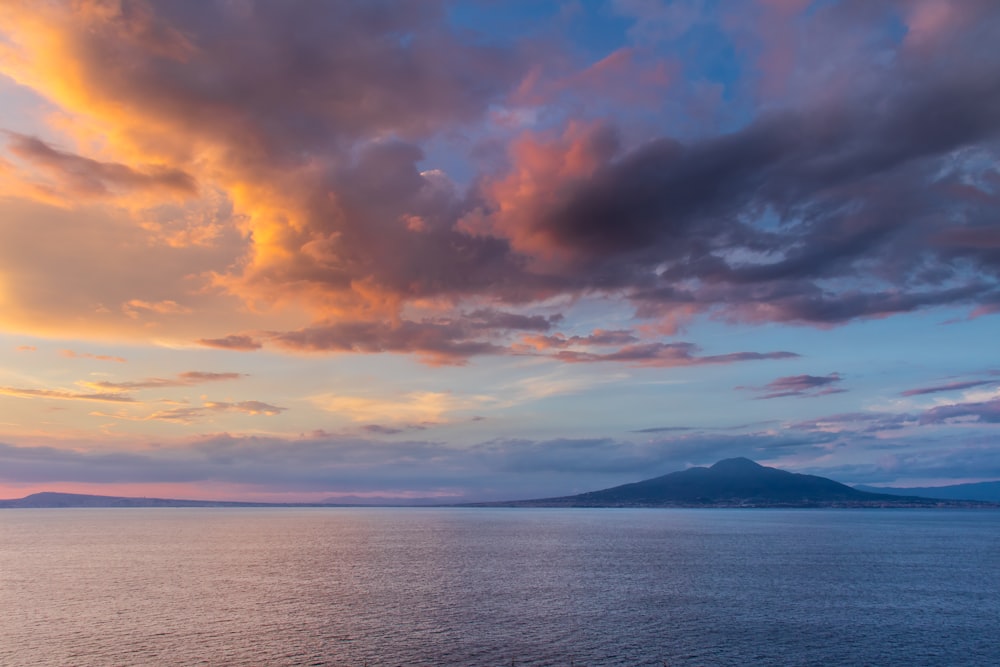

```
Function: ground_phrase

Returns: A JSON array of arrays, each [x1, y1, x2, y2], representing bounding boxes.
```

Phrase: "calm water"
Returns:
[[1, 508, 998, 666]]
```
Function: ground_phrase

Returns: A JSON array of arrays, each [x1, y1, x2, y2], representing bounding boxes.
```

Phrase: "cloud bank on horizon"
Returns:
[[0, 0, 998, 501]]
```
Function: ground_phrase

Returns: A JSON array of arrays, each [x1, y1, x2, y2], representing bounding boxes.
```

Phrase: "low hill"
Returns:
[[0, 492, 429, 509], [855, 481, 1000, 503], [476, 458, 983, 508], [0, 492, 318, 508]]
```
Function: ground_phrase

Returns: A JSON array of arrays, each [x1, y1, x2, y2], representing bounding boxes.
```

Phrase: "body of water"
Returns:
[[1, 508, 998, 666]]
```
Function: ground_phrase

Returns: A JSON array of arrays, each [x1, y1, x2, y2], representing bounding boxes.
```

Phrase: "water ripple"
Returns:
[[1, 508, 998, 666]]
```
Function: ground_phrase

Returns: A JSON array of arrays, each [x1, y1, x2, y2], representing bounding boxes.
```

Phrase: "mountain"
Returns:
[[0, 492, 327, 508], [6, 462, 998, 509], [855, 481, 1000, 503], [476, 458, 985, 508]]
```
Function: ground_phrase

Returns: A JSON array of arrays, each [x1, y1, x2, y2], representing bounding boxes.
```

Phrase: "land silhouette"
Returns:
[[2, 459, 997, 508]]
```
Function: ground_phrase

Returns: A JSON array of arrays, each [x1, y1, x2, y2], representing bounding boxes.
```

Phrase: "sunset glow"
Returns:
[[1, 0, 998, 501]]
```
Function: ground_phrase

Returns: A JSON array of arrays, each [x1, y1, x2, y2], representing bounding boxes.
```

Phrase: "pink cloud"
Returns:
[[899, 0, 995, 54], [514, 47, 677, 109]]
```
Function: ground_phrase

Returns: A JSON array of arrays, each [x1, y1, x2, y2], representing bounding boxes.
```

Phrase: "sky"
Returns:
[[0, 0, 998, 503]]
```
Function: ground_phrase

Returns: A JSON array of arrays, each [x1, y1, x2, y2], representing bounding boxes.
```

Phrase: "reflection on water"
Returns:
[[1, 508, 998, 666]]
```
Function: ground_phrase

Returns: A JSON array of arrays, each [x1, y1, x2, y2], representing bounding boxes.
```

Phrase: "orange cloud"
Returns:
[[122, 299, 193, 319], [91, 400, 285, 424], [0, 2, 631, 362], [203, 401, 284, 416], [61, 350, 127, 363], [0, 386, 136, 403], [0, 196, 261, 342], [313, 391, 486, 424], [0, 0, 522, 330]]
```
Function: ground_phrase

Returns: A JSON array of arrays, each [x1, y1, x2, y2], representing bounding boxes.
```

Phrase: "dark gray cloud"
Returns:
[[900, 379, 998, 397], [80, 0, 523, 155], [789, 411, 908, 432], [805, 443, 1000, 485], [197, 335, 263, 351], [5, 133, 197, 198], [538, 96, 1000, 322], [361, 424, 405, 436], [268, 318, 797, 368], [360, 423, 428, 435], [740, 373, 846, 399], [554, 342, 798, 367], [919, 399, 1000, 425], [464, 309, 560, 332], [631, 426, 693, 434], [524, 329, 640, 349], [270, 318, 509, 366], [477, 2, 1000, 331], [790, 396, 1000, 433]]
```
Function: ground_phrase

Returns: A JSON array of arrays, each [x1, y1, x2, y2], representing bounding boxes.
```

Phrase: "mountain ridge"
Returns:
[[470, 457, 995, 508]]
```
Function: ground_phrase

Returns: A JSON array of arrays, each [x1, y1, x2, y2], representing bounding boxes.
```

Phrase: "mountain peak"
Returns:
[[709, 457, 764, 473]]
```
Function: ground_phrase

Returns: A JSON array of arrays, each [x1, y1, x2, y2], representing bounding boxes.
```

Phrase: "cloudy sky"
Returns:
[[0, 0, 998, 502]]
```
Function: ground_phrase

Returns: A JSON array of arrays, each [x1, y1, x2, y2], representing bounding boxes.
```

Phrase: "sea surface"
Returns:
[[1, 508, 998, 666]]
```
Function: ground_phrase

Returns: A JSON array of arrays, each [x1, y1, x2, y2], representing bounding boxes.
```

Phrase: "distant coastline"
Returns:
[[0, 492, 332, 509], [5, 459, 999, 509]]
